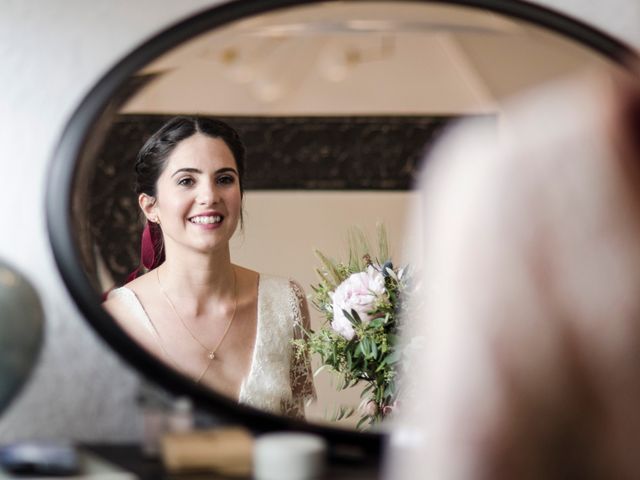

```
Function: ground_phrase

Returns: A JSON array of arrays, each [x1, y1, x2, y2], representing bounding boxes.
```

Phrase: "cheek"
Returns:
[[229, 186, 243, 213], [157, 193, 192, 219]]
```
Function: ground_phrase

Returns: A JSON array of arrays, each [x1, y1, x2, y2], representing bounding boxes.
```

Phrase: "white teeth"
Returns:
[[190, 215, 222, 224]]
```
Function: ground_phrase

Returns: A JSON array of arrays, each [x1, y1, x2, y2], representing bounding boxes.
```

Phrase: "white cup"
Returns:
[[254, 432, 327, 480]]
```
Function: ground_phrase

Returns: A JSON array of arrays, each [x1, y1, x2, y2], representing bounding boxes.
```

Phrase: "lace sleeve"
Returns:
[[283, 280, 317, 419]]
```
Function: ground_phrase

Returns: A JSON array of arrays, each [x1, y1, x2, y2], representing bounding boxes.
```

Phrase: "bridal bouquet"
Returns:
[[295, 226, 408, 429]]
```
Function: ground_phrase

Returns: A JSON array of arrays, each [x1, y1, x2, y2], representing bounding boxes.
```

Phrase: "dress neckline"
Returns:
[[113, 272, 263, 401], [238, 272, 262, 401]]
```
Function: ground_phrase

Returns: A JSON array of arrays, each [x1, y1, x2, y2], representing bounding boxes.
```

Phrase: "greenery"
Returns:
[[294, 225, 408, 429]]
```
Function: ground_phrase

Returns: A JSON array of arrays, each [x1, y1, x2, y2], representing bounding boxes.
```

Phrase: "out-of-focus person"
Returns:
[[387, 67, 640, 479]]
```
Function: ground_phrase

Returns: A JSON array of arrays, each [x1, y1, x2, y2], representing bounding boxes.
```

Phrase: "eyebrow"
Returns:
[[171, 167, 239, 178]]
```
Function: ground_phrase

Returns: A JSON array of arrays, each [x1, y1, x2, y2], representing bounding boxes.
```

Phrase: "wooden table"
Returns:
[[84, 444, 381, 479]]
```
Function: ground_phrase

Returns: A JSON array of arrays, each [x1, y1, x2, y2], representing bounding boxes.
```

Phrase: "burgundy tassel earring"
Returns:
[[140, 221, 156, 271], [126, 220, 164, 283]]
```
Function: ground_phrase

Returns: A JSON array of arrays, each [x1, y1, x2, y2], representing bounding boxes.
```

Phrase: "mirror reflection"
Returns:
[[102, 116, 319, 420], [73, 1, 625, 429]]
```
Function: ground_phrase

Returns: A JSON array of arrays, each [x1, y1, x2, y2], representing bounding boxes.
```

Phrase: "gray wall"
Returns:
[[0, 0, 638, 442]]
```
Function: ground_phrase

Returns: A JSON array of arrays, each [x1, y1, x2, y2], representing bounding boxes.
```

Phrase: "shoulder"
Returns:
[[257, 273, 306, 295], [103, 286, 133, 317], [258, 275, 309, 319], [102, 270, 154, 317]]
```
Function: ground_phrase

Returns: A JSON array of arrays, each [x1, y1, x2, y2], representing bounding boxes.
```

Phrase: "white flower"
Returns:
[[330, 266, 386, 340]]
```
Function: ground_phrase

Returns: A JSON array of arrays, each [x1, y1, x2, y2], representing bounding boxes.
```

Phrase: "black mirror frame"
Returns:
[[46, 0, 637, 459]]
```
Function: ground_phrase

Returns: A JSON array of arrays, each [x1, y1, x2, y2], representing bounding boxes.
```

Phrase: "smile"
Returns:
[[189, 215, 223, 225]]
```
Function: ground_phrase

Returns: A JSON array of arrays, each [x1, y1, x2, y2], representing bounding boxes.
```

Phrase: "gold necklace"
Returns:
[[156, 267, 238, 383]]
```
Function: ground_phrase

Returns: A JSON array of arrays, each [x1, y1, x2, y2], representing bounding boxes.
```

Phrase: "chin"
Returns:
[[194, 239, 230, 255]]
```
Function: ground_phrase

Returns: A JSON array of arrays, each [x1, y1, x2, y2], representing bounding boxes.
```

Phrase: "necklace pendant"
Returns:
[[208, 351, 215, 360]]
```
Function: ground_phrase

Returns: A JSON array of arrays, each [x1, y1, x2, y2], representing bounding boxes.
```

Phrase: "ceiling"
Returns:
[[121, 1, 614, 115]]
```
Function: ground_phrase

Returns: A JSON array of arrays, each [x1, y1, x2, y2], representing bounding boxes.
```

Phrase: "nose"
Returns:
[[196, 180, 219, 206]]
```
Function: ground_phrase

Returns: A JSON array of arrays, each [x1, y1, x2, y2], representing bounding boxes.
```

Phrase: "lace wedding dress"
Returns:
[[108, 274, 316, 419]]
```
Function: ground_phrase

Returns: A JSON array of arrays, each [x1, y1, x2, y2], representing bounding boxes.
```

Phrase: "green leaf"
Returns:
[[377, 223, 389, 264], [386, 334, 400, 347], [344, 309, 362, 326], [384, 382, 396, 398], [361, 337, 370, 357], [360, 383, 375, 398], [370, 341, 378, 359], [375, 357, 388, 372], [314, 250, 343, 286], [328, 405, 356, 422], [386, 350, 401, 364], [338, 377, 349, 390], [375, 386, 383, 403], [369, 317, 384, 329], [356, 415, 371, 431], [348, 227, 372, 271]]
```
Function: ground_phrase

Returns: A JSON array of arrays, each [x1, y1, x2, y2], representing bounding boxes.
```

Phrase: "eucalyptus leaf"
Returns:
[[386, 350, 402, 364], [370, 340, 378, 359]]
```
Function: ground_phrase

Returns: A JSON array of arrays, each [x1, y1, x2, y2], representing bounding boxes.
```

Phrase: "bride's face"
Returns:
[[142, 133, 242, 256]]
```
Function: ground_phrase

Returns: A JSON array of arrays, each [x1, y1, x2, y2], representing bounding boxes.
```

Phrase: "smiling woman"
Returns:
[[103, 116, 316, 418]]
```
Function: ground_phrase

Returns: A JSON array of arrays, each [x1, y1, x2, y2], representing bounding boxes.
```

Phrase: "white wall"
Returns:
[[0, 0, 638, 441], [0, 0, 221, 442]]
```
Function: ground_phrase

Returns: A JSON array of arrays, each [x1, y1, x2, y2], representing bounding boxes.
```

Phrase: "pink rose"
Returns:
[[330, 266, 386, 340]]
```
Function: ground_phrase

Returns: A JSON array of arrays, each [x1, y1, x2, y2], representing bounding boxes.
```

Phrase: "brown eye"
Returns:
[[177, 177, 194, 186], [217, 175, 235, 186]]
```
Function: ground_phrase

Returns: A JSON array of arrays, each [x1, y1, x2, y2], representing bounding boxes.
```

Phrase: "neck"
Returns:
[[157, 245, 235, 302]]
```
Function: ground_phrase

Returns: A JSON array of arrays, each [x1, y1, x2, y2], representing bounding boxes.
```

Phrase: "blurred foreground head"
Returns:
[[388, 68, 640, 479]]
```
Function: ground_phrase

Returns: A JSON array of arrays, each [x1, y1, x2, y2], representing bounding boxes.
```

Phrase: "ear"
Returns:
[[139, 193, 158, 223]]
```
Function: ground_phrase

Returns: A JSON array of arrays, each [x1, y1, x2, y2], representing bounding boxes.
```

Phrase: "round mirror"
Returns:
[[47, 0, 636, 455]]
